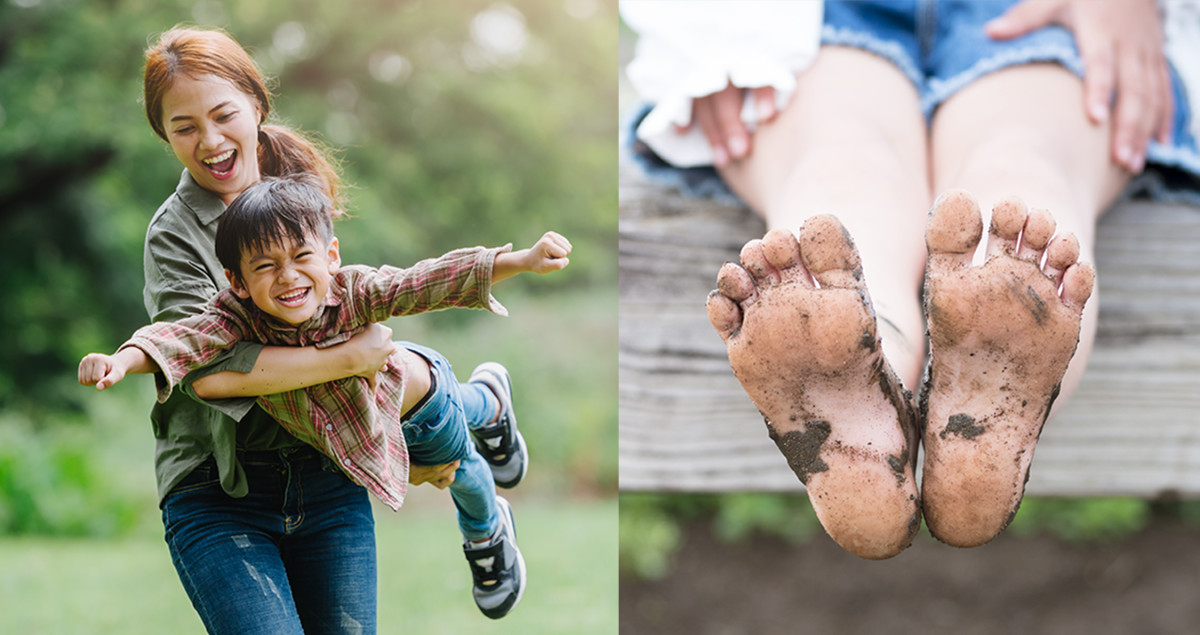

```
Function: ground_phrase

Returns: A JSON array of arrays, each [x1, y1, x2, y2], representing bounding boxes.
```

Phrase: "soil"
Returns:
[[620, 517, 1200, 635]]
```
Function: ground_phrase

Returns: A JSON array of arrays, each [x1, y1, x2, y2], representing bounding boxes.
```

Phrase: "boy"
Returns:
[[79, 176, 572, 619]]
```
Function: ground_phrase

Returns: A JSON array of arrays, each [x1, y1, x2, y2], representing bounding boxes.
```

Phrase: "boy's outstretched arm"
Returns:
[[492, 231, 572, 283], [78, 347, 158, 391]]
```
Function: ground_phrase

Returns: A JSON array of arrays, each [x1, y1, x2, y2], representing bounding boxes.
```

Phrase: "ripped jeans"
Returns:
[[162, 446, 376, 634]]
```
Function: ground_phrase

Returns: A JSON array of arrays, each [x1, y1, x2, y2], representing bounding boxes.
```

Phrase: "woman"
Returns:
[[141, 26, 454, 633]]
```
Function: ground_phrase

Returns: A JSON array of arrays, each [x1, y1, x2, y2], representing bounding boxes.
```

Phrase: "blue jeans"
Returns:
[[162, 446, 377, 635], [400, 341, 500, 541]]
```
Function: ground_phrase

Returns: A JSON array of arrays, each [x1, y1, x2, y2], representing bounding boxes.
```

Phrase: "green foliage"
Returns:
[[1007, 497, 1151, 542], [619, 493, 822, 580], [619, 494, 683, 580], [0, 415, 143, 537], [711, 492, 822, 543]]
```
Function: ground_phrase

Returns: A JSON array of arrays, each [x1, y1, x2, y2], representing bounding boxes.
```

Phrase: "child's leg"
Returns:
[[922, 63, 1132, 547], [398, 345, 524, 618], [398, 343, 501, 540], [706, 46, 930, 560]]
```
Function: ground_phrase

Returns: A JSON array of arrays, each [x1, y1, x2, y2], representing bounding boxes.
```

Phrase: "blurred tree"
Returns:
[[0, 0, 615, 418]]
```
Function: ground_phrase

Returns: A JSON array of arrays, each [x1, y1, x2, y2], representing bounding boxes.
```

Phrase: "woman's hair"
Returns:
[[215, 175, 336, 280], [143, 26, 343, 207]]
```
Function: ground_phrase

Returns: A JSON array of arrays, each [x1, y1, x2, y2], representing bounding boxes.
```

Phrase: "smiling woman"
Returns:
[[159, 74, 262, 203]]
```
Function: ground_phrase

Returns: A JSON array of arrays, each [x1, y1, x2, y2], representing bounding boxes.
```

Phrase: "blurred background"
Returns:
[[619, 10, 1200, 635], [0, 0, 615, 632]]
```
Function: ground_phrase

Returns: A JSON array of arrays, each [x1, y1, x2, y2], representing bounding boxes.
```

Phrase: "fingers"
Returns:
[[540, 231, 573, 259], [1110, 45, 1153, 173], [693, 82, 751, 167], [984, 0, 1063, 40], [750, 85, 777, 123], [79, 354, 114, 388], [1077, 37, 1115, 125], [96, 368, 126, 391]]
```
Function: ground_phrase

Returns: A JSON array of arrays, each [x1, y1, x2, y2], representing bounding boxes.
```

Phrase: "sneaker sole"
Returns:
[[471, 362, 529, 488], [497, 496, 527, 618]]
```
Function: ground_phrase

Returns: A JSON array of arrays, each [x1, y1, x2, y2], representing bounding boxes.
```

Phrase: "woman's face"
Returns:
[[161, 74, 261, 205]]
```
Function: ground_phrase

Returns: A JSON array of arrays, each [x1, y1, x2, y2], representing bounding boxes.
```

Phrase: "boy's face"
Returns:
[[226, 230, 340, 325]]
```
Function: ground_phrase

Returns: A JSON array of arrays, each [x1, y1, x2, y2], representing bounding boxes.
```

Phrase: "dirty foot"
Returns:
[[921, 190, 1094, 547], [706, 215, 921, 559]]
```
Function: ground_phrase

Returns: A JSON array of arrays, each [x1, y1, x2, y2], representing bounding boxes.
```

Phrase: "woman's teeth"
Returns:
[[203, 149, 237, 175]]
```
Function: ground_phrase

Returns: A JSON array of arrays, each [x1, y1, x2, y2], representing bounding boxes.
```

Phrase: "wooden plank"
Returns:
[[618, 162, 1200, 497]]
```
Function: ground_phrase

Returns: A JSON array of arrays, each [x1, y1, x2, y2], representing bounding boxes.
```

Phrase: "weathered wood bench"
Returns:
[[619, 160, 1200, 498]]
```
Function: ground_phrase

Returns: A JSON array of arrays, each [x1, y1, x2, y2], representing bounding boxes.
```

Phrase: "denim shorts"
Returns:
[[624, 0, 1200, 207]]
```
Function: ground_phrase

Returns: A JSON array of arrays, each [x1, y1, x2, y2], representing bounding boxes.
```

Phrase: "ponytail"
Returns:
[[257, 124, 345, 213]]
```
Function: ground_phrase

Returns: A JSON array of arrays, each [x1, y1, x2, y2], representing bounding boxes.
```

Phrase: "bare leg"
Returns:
[[720, 46, 931, 388], [706, 47, 928, 559], [922, 64, 1131, 547]]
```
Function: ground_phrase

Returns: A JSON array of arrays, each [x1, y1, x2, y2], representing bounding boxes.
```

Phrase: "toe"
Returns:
[[740, 239, 782, 286], [1017, 208, 1055, 264], [926, 190, 983, 270], [986, 196, 1028, 259], [798, 214, 864, 289], [715, 261, 757, 305], [1042, 233, 1080, 287], [706, 289, 744, 340], [760, 228, 812, 284], [1061, 261, 1095, 313]]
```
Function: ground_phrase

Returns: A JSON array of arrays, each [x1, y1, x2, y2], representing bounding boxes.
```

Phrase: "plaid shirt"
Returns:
[[123, 245, 509, 510]]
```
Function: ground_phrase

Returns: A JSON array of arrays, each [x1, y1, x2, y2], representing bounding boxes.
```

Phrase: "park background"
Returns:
[[0, 0, 616, 632]]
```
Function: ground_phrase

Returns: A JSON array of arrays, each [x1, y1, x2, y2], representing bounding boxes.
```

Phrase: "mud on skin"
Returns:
[[920, 190, 1093, 548], [706, 216, 922, 559]]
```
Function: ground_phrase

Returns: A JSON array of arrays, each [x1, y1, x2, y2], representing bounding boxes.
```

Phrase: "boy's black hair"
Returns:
[[216, 175, 336, 282]]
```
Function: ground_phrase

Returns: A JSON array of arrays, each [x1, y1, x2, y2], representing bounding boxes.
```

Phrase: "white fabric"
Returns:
[[621, 1, 823, 167], [1164, 0, 1200, 143]]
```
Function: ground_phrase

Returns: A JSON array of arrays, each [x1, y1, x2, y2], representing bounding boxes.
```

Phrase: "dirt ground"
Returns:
[[620, 517, 1200, 635]]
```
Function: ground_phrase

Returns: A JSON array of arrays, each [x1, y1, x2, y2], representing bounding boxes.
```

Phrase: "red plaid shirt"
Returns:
[[123, 245, 509, 510]]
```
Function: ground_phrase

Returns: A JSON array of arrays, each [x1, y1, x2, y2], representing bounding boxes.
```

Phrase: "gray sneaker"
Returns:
[[468, 362, 528, 488], [463, 496, 526, 619]]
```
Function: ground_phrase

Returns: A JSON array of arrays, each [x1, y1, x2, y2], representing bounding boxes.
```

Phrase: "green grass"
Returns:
[[0, 493, 617, 634]]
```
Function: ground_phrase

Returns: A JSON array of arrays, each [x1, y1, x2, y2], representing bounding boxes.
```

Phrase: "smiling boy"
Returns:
[[79, 175, 571, 619]]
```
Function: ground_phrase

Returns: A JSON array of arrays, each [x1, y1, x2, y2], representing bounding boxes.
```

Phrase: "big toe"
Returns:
[[798, 214, 864, 289], [926, 190, 983, 270]]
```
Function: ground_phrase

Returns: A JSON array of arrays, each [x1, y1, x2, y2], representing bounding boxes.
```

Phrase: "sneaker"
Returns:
[[468, 362, 528, 488], [463, 496, 526, 619]]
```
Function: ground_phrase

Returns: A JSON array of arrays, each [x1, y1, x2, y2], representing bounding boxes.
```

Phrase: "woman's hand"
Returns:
[[986, 0, 1172, 173], [409, 460, 460, 489], [685, 82, 778, 167]]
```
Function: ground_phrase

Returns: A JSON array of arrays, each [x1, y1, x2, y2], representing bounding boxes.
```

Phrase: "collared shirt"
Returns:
[[125, 249, 509, 510], [143, 170, 303, 506]]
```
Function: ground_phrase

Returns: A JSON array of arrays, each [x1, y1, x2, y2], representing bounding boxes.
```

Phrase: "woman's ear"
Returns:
[[225, 269, 251, 298]]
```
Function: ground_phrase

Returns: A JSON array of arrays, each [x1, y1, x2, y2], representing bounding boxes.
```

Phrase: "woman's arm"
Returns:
[[191, 322, 395, 398]]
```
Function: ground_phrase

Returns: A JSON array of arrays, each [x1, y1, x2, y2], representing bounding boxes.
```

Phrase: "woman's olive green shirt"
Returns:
[[144, 170, 303, 505]]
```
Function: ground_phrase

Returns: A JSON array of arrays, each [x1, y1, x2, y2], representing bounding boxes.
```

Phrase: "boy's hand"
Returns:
[[409, 460, 460, 489], [524, 231, 572, 274], [492, 231, 572, 282], [79, 353, 128, 390]]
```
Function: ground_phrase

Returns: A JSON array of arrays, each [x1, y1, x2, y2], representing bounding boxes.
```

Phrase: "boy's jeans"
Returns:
[[162, 446, 377, 635], [400, 341, 501, 541]]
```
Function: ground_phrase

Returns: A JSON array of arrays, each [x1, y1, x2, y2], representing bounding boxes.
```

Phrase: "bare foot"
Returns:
[[707, 216, 921, 559], [921, 190, 1094, 547]]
